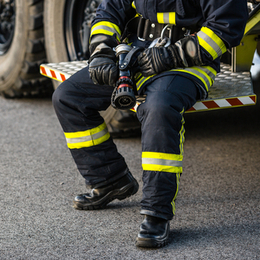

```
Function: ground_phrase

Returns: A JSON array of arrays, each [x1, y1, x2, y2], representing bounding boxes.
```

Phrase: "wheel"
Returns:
[[0, 0, 52, 98], [43, 0, 140, 137]]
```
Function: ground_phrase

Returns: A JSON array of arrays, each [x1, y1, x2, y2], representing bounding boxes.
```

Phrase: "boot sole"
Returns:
[[135, 237, 169, 248], [135, 224, 170, 248], [73, 179, 139, 210]]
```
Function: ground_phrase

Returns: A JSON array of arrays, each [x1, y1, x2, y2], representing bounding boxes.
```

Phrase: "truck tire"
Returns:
[[43, 0, 140, 137], [0, 0, 52, 98]]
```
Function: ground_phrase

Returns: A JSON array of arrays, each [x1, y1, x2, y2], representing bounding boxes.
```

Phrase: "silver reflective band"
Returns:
[[199, 66, 216, 80], [142, 158, 183, 167], [197, 30, 223, 57], [91, 25, 120, 39], [182, 67, 214, 87], [66, 128, 108, 144]]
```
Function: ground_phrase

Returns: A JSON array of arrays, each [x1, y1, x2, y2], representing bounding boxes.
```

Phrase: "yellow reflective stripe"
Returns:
[[179, 109, 185, 155], [90, 21, 121, 42], [132, 1, 136, 9], [157, 13, 164, 23], [197, 27, 227, 60], [136, 74, 154, 91], [142, 152, 183, 173], [173, 66, 217, 91], [171, 173, 180, 215], [64, 122, 110, 149], [136, 65, 216, 92], [157, 12, 176, 24]]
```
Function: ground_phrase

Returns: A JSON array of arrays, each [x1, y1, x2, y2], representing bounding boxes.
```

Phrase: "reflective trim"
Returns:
[[142, 158, 182, 167], [142, 152, 183, 173], [90, 21, 121, 42], [136, 74, 154, 91], [64, 122, 110, 149], [197, 27, 227, 60], [179, 109, 185, 155], [172, 66, 217, 91], [132, 1, 136, 9], [171, 173, 180, 215], [136, 65, 216, 92], [157, 12, 176, 24]]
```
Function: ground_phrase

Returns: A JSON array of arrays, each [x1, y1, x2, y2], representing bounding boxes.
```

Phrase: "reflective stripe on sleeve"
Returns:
[[197, 27, 227, 60], [142, 152, 183, 173], [90, 21, 121, 42], [157, 12, 176, 24], [64, 122, 110, 149]]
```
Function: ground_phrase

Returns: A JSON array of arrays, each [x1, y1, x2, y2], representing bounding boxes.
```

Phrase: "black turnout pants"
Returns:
[[52, 66, 201, 220]]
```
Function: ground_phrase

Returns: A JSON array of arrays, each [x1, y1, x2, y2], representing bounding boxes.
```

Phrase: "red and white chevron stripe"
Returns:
[[186, 95, 256, 112], [130, 95, 257, 113], [40, 65, 69, 82]]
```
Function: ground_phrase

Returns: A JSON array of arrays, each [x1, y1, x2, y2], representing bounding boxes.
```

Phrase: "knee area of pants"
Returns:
[[139, 100, 180, 119], [52, 81, 71, 108]]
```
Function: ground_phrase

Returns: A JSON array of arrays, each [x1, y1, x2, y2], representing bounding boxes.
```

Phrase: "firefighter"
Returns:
[[52, 0, 248, 248]]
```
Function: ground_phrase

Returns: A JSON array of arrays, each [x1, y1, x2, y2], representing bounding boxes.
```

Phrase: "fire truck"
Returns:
[[1, 0, 260, 135]]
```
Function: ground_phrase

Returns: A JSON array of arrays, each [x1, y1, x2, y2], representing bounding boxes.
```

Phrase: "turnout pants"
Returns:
[[52, 66, 201, 220]]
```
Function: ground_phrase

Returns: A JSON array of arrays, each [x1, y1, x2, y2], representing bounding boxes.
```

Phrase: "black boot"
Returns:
[[73, 170, 139, 210], [135, 215, 170, 248]]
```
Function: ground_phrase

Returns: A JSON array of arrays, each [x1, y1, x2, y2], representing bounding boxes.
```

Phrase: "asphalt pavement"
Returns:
[[0, 73, 260, 259]]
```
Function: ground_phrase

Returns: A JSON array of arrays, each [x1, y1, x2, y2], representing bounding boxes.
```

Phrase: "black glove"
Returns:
[[137, 47, 174, 77], [138, 35, 203, 77], [89, 57, 118, 86], [88, 37, 119, 86]]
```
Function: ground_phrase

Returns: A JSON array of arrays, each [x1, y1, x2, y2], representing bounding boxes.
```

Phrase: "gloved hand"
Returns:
[[89, 57, 118, 86], [137, 46, 176, 76], [88, 40, 118, 86], [138, 35, 203, 77]]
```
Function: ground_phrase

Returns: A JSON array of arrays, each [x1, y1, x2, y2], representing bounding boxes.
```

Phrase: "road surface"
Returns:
[[0, 71, 259, 259]]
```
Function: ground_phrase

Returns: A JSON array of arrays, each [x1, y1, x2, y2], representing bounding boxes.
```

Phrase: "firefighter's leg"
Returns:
[[52, 66, 138, 210], [135, 74, 202, 248]]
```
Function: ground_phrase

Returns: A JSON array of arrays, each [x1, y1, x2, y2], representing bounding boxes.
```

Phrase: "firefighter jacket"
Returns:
[[90, 0, 248, 97]]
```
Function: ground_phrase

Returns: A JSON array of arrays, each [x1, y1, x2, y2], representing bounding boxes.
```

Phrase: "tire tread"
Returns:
[[1, 0, 53, 98]]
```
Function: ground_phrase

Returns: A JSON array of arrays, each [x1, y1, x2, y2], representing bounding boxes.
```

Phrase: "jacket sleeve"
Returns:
[[90, 0, 136, 44], [197, 0, 248, 64]]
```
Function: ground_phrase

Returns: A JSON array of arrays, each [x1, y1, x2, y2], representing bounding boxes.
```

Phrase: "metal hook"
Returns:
[[160, 24, 172, 40]]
